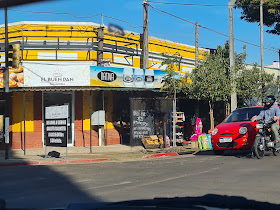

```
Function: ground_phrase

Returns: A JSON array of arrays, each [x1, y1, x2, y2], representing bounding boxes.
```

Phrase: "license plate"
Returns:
[[219, 137, 232, 143]]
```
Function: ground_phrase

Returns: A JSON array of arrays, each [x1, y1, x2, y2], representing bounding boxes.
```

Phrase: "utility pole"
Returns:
[[228, 0, 237, 112], [195, 22, 199, 68], [97, 25, 105, 146], [260, 0, 264, 73], [97, 26, 104, 66], [143, 0, 149, 69], [4, 7, 9, 159], [260, 0, 265, 99], [195, 22, 199, 118]]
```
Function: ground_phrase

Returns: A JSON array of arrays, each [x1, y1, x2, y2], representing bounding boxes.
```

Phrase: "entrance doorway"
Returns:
[[43, 92, 74, 146]]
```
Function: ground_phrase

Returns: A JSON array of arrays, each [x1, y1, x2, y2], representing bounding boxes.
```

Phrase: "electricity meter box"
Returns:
[[91, 110, 105, 126]]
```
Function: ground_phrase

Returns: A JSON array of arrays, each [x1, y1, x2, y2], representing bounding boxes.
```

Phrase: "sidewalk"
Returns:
[[0, 145, 199, 167]]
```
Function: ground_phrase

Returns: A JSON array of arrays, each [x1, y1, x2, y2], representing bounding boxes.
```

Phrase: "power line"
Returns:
[[149, 1, 228, 7], [149, 4, 279, 53], [6, 5, 279, 56], [148, 1, 280, 7], [8, 9, 143, 29]]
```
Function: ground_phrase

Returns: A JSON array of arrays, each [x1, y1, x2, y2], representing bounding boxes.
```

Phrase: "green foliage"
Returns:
[[236, 63, 276, 105], [235, 0, 280, 35], [160, 53, 190, 96], [189, 45, 233, 103]]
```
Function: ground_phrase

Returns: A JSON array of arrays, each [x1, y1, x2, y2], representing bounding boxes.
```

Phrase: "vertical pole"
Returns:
[[97, 26, 104, 66], [172, 80, 176, 147], [229, 0, 237, 112], [4, 7, 9, 159], [101, 91, 105, 146], [90, 90, 92, 153], [278, 49, 280, 70], [143, 0, 149, 69], [97, 26, 104, 146], [23, 91, 26, 155], [129, 97, 133, 146], [163, 121, 166, 148], [45, 142, 47, 158], [195, 22, 199, 69], [195, 22, 200, 119], [260, 0, 264, 73]]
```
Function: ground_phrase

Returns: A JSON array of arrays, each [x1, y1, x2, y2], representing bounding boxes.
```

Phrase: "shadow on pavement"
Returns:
[[0, 149, 103, 209], [67, 194, 280, 209], [195, 149, 280, 159], [194, 149, 255, 159]]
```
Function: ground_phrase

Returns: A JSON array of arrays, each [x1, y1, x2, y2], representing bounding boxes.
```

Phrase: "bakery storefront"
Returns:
[[0, 62, 169, 150]]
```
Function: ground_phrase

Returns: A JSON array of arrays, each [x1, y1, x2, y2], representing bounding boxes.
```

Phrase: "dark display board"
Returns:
[[45, 105, 68, 147], [130, 110, 154, 146], [45, 118, 67, 147]]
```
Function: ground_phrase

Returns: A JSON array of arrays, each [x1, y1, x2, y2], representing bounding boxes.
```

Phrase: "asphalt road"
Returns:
[[1, 150, 280, 209]]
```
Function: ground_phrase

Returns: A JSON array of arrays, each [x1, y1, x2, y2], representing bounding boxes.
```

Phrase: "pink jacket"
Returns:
[[190, 118, 206, 141]]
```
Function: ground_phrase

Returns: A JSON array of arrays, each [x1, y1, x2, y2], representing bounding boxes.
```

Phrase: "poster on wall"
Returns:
[[0, 66, 24, 88], [130, 110, 154, 146], [45, 105, 68, 147], [24, 62, 90, 87], [90, 66, 166, 89]]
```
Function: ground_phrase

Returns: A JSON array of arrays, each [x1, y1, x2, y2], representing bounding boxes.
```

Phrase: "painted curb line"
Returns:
[[145, 152, 179, 158]]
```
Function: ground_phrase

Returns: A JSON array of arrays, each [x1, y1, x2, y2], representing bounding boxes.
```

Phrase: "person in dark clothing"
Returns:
[[251, 95, 280, 149]]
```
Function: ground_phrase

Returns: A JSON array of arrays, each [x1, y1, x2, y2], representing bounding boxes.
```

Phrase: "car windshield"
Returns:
[[224, 107, 263, 123]]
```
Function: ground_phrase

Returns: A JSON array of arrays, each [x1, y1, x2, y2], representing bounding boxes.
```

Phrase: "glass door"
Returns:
[[43, 92, 74, 146]]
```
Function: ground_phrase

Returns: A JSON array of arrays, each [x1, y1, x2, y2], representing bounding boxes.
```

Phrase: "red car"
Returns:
[[211, 106, 264, 155]]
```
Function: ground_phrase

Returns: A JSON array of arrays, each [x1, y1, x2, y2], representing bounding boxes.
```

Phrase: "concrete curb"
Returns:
[[0, 158, 109, 167], [0, 151, 183, 167]]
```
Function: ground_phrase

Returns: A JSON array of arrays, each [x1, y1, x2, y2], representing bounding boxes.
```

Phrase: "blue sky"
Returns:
[[1, 0, 279, 66]]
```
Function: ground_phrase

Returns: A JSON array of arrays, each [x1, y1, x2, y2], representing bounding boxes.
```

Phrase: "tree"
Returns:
[[160, 53, 190, 146], [160, 53, 189, 95], [235, 0, 280, 35], [236, 63, 276, 105], [190, 45, 233, 130]]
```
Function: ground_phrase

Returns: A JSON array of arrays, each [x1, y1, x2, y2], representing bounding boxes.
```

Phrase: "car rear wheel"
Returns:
[[213, 150, 224, 155]]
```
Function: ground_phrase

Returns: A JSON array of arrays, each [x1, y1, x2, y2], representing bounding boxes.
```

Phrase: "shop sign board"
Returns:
[[0, 66, 24, 88], [45, 105, 68, 147], [130, 110, 154, 146], [2, 62, 167, 89], [90, 66, 166, 89], [24, 62, 90, 87]]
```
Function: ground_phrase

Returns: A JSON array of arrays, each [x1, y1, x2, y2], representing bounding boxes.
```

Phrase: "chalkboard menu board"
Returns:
[[130, 110, 154, 146], [45, 105, 68, 147]]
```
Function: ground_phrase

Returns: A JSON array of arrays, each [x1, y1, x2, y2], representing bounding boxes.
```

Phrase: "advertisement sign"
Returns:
[[0, 62, 166, 89], [90, 66, 166, 88], [0, 66, 24, 88], [130, 110, 154, 146], [45, 105, 68, 147], [24, 62, 90, 87]]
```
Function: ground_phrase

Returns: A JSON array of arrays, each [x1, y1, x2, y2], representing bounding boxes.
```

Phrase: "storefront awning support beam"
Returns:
[[4, 7, 9, 159]]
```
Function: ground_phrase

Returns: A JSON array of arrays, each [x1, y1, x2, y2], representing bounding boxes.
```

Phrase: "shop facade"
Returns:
[[0, 21, 209, 150]]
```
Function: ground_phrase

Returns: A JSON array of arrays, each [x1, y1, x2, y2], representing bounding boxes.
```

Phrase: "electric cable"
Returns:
[[149, 4, 279, 54], [148, 1, 280, 7], [8, 9, 143, 29]]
